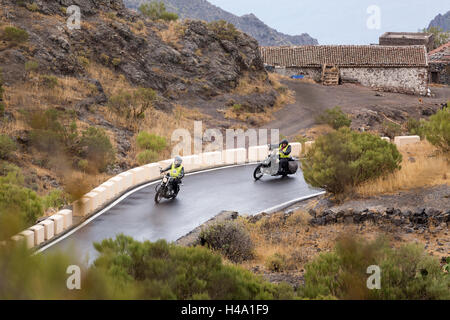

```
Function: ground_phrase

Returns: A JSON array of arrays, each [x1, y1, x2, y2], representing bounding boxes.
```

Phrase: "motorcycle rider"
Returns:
[[160, 156, 185, 195], [278, 139, 292, 174]]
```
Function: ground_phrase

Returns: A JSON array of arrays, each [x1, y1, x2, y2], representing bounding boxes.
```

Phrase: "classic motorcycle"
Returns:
[[154, 171, 181, 203], [253, 145, 298, 180]]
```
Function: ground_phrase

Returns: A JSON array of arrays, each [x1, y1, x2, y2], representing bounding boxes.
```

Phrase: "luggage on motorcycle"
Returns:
[[288, 161, 298, 174]]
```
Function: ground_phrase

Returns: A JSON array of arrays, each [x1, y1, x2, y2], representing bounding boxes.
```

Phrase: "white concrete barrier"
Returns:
[[381, 137, 390, 142], [28, 225, 45, 246], [248, 145, 269, 162], [201, 151, 223, 168], [100, 181, 116, 202], [158, 159, 172, 171], [142, 163, 161, 181], [130, 167, 147, 187], [72, 196, 91, 217], [11, 234, 24, 245], [49, 214, 64, 235], [304, 141, 315, 153], [118, 171, 133, 192], [38, 219, 54, 240], [84, 191, 100, 213], [91, 187, 106, 210], [57, 209, 73, 230], [290, 143, 302, 157], [222, 148, 248, 165], [394, 136, 420, 147], [19, 230, 34, 249], [181, 155, 202, 172], [110, 176, 124, 198]]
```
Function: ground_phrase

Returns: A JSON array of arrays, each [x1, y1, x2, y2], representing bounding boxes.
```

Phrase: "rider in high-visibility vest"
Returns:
[[278, 139, 292, 173], [161, 156, 185, 194]]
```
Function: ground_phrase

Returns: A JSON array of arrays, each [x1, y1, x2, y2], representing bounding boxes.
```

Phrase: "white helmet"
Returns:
[[174, 156, 182, 167]]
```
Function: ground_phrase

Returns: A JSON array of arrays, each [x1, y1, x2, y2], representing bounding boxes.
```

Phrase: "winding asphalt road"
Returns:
[[43, 164, 322, 264]]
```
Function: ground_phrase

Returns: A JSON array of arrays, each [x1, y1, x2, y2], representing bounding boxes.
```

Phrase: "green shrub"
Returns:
[[301, 128, 402, 194], [136, 131, 167, 152], [77, 159, 88, 172], [0, 182, 43, 230], [139, 2, 178, 21], [43, 189, 68, 211], [79, 127, 115, 171], [40, 75, 58, 89], [2, 26, 29, 43], [266, 253, 288, 272], [24, 60, 39, 72], [0, 135, 16, 159], [111, 58, 121, 67], [77, 56, 90, 68], [315, 106, 351, 130], [199, 220, 254, 263], [300, 236, 450, 300], [94, 235, 293, 299], [137, 150, 158, 165], [28, 109, 78, 154], [232, 104, 242, 113], [26, 2, 39, 12], [381, 120, 402, 139], [0, 162, 24, 186], [108, 88, 157, 119], [424, 106, 449, 152], [208, 20, 240, 41], [406, 117, 426, 138]]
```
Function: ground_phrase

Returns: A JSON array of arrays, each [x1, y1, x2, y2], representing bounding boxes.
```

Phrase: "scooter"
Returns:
[[253, 145, 298, 180], [154, 171, 181, 203]]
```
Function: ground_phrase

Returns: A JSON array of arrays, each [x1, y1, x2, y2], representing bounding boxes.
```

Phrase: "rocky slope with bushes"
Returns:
[[124, 0, 318, 46]]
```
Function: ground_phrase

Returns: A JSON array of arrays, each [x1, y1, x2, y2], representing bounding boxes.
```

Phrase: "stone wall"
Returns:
[[340, 67, 428, 95], [429, 62, 450, 85], [273, 66, 429, 95]]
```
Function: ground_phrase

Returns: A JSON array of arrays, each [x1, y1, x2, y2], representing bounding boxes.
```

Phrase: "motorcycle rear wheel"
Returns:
[[253, 165, 263, 181]]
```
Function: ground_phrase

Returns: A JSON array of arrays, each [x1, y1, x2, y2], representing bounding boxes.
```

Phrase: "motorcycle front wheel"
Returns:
[[253, 164, 263, 181], [154, 189, 164, 203]]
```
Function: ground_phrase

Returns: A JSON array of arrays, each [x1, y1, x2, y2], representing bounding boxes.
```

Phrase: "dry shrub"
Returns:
[[199, 220, 254, 263], [159, 20, 185, 48], [356, 140, 449, 196]]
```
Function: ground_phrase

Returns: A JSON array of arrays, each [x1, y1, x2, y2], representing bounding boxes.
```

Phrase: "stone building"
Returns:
[[379, 32, 434, 52], [428, 42, 450, 85], [260, 45, 429, 95]]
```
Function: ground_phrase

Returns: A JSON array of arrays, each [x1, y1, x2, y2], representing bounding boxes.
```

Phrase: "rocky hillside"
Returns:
[[428, 10, 450, 31], [123, 0, 318, 46], [0, 0, 284, 199]]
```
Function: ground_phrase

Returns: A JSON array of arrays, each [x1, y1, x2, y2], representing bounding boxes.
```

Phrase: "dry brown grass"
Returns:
[[158, 20, 185, 48], [241, 211, 333, 272], [225, 73, 295, 125], [356, 140, 449, 196]]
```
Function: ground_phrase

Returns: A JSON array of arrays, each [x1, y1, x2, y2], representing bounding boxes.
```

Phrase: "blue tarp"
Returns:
[[290, 75, 305, 79]]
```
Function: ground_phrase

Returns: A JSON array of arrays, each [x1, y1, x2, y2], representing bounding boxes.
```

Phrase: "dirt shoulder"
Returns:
[[267, 80, 450, 138]]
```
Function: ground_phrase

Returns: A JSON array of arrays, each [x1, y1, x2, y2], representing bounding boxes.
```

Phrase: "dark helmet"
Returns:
[[174, 156, 182, 167], [280, 139, 289, 146]]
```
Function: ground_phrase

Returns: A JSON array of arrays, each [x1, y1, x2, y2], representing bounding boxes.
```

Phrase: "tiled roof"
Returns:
[[428, 42, 450, 64], [260, 45, 428, 68]]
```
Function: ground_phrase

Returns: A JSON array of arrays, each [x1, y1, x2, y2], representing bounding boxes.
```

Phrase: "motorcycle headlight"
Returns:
[[163, 177, 168, 183]]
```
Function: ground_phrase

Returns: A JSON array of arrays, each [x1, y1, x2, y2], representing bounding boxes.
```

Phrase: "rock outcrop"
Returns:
[[123, 0, 318, 46]]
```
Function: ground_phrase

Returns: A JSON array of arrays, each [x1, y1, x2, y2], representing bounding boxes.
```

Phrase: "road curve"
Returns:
[[44, 164, 322, 264]]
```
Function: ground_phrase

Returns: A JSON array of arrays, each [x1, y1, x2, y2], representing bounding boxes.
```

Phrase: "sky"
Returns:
[[207, 0, 449, 44]]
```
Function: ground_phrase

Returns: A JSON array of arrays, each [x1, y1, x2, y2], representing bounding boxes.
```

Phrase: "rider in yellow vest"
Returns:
[[279, 139, 292, 173], [160, 156, 185, 194]]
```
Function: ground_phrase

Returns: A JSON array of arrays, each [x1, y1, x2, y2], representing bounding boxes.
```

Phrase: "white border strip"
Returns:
[[256, 191, 326, 215]]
